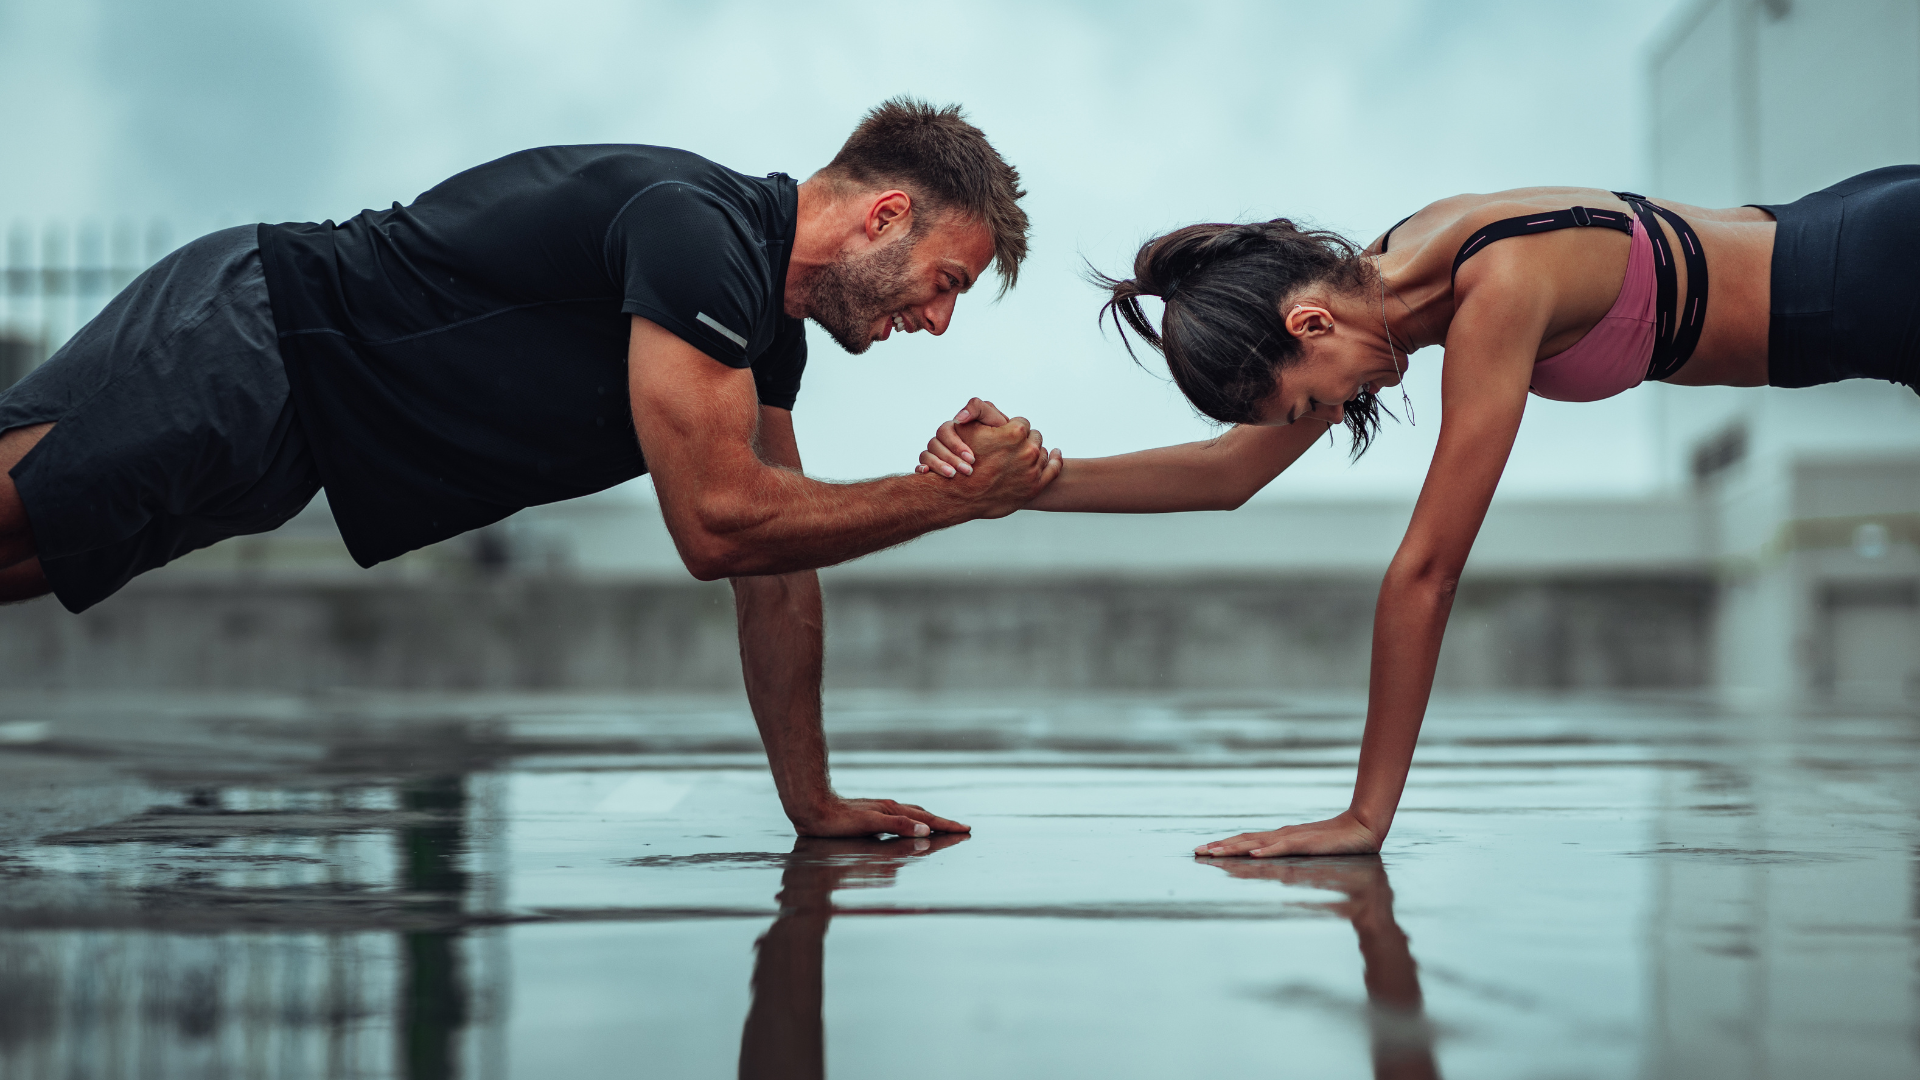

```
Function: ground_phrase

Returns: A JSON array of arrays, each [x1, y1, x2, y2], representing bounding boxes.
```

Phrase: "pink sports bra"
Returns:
[[1526, 219, 1657, 402], [1380, 193, 1709, 401]]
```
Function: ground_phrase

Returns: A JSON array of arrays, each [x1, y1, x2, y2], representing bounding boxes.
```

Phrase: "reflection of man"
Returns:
[[0, 98, 1052, 839], [739, 835, 967, 1080], [1203, 856, 1441, 1080]]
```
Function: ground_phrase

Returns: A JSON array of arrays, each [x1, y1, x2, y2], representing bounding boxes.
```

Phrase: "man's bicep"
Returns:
[[627, 315, 764, 489], [755, 406, 802, 471]]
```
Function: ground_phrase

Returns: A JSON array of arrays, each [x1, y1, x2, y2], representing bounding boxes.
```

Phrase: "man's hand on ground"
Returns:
[[791, 797, 971, 839]]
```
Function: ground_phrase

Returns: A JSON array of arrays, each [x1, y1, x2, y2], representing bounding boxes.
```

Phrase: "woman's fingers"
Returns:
[[928, 427, 972, 476], [920, 444, 965, 478], [936, 421, 975, 465], [1039, 447, 1064, 486], [1194, 815, 1381, 858], [1193, 831, 1274, 856], [1246, 834, 1309, 857]]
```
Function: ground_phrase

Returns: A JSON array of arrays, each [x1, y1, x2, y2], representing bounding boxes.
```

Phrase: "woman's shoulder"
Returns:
[[1369, 188, 1628, 257]]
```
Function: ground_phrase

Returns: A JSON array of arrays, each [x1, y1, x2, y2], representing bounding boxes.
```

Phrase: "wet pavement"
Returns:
[[1, 691, 1917, 1079]]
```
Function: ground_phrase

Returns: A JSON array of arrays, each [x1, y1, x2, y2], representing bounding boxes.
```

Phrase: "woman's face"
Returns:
[[1250, 300, 1404, 428]]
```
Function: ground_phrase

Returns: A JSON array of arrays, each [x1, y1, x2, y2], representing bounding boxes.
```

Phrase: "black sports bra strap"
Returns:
[[1613, 191, 1708, 381], [1449, 205, 1633, 284], [1378, 213, 1415, 253]]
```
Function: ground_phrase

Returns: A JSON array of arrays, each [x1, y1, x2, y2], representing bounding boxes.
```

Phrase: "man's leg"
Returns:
[[0, 558, 48, 604], [0, 423, 53, 602]]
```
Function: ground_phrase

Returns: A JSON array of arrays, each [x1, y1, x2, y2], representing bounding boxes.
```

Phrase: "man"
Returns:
[[0, 98, 1057, 838]]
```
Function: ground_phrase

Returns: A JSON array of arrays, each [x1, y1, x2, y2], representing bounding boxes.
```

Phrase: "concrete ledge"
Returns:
[[0, 574, 1712, 693]]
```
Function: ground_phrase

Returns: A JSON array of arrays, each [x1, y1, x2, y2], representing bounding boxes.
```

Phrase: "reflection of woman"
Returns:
[[920, 167, 1920, 856], [1203, 856, 1439, 1079], [738, 834, 966, 1080]]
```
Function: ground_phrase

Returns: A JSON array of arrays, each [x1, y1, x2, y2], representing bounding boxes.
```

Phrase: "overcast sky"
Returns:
[[0, 0, 1690, 500]]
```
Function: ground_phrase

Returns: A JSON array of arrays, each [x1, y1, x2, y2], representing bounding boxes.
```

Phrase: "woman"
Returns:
[[914, 166, 1920, 857]]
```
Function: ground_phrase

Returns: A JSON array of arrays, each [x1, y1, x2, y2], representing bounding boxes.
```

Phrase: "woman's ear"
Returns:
[[1285, 303, 1336, 339]]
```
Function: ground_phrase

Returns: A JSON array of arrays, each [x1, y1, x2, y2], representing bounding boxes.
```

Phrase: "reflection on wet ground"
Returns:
[[1, 692, 1918, 1078]]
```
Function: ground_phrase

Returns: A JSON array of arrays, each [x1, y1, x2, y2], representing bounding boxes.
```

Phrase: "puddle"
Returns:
[[1, 693, 1918, 1078]]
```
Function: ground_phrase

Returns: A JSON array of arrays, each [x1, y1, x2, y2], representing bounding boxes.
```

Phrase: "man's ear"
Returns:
[[865, 190, 913, 241]]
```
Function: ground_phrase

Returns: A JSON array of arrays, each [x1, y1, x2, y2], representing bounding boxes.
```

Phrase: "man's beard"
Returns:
[[806, 234, 917, 354]]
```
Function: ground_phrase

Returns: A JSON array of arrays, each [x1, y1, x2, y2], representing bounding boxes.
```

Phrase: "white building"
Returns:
[[1649, 0, 1920, 707]]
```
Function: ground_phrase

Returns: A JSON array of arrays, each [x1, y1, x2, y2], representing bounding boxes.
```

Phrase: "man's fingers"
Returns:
[[856, 800, 970, 834], [972, 398, 1011, 426], [868, 814, 931, 838], [898, 804, 971, 833]]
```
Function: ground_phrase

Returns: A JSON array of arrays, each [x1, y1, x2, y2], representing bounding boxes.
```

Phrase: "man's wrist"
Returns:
[[920, 465, 1024, 526], [777, 781, 838, 825]]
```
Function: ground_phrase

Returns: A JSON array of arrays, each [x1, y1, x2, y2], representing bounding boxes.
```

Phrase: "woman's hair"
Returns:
[[1093, 219, 1392, 458]]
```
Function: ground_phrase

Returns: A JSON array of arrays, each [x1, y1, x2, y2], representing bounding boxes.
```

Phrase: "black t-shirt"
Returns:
[[257, 144, 805, 567]]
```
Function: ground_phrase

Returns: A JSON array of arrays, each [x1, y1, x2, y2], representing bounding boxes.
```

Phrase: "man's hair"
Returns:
[[819, 97, 1030, 295]]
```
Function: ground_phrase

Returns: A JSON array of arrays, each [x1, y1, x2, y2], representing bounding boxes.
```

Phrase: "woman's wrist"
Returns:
[[1347, 801, 1394, 841]]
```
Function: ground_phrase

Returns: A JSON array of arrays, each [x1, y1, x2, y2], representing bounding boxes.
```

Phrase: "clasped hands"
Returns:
[[912, 397, 1050, 488]]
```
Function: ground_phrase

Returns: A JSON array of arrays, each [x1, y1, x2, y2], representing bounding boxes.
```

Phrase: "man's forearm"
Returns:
[[695, 469, 973, 579], [732, 571, 833, 825]]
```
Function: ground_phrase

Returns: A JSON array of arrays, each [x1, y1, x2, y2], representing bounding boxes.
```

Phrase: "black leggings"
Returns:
[[1758, 164, 1920, 391]]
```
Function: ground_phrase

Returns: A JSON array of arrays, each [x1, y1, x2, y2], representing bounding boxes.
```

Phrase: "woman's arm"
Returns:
[[1028, 422, 1327, 513], [1197, 257, 1549, 857], [918, 397, 1328, 513]]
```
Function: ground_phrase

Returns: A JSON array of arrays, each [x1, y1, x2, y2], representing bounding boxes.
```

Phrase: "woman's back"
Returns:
[[1368, 187, 1775, 385]]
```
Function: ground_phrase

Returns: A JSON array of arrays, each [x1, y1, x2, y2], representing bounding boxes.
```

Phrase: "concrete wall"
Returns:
[[0, 493, 1715, 694], [0, 572, 1712, 694]]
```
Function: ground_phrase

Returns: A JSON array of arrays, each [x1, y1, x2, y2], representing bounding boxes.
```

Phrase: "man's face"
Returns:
[[808, 216, 994, 355]]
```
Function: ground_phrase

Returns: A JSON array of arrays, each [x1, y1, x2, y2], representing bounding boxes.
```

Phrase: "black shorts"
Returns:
[[1757, 165, 1920, 391], [0, 225, 320, 613]]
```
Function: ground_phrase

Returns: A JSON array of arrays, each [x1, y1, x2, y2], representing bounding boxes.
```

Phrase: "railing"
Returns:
[[1, 220, 173, 387]]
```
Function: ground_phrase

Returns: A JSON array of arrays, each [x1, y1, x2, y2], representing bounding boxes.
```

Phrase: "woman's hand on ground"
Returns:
[[916, 397, 1014, 478], [1193, 811, 1381, 858], [791, 797, 971, 839]]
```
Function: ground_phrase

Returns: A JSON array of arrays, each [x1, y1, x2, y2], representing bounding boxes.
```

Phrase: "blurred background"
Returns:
[[1, 0, 1917, 703], [7, 5, 1920, 1080]]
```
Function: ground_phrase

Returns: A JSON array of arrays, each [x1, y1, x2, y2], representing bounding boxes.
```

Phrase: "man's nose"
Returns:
[[919, 293, 958, 336]]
